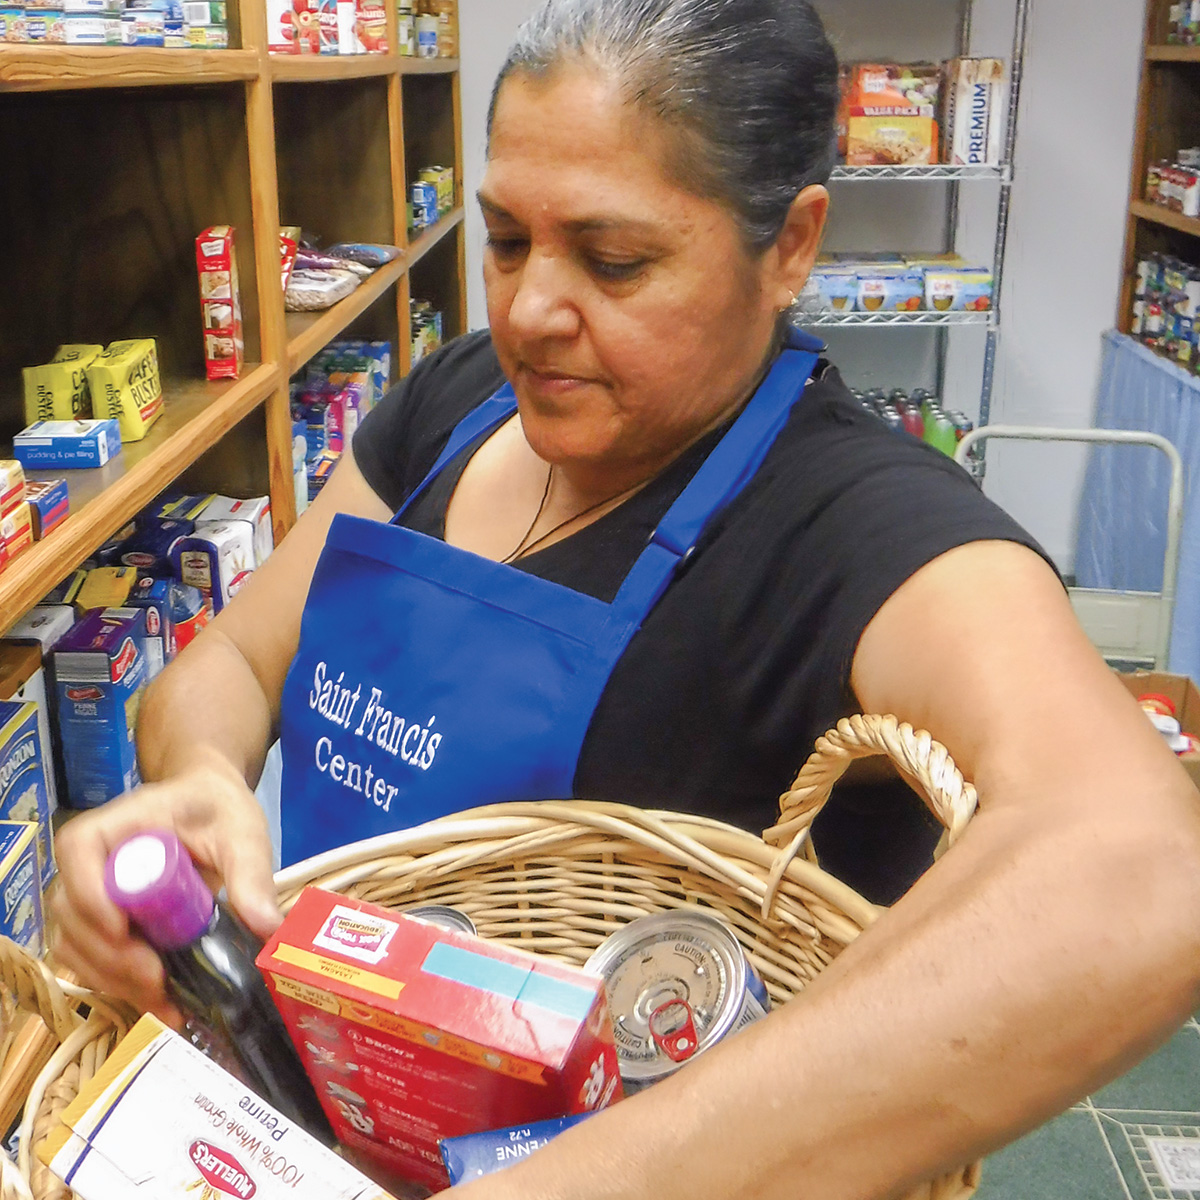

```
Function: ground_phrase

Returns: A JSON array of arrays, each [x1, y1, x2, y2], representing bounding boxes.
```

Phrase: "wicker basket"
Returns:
[[1, 714, 980, 1200]]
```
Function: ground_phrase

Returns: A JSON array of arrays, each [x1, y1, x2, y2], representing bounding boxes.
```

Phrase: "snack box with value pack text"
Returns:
[[258, 887, 623, 1193], [37, 1015, 396, 1200], [440, 1112, 593, 1186], [0, 821, 44, 957], [0, 701, 54, 890], [53, 608, 147, 809], [12, 419, 121, 469]]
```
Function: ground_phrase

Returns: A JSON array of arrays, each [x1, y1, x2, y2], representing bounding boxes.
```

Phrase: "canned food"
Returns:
[[404, 904, 476, 935], [585, 910, 770, 1091], [411, 181, 438, 230]]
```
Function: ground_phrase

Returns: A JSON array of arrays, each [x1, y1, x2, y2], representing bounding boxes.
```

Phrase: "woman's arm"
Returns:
[[456, 540, 1200, 1200], [51, 449, 391, 1016]]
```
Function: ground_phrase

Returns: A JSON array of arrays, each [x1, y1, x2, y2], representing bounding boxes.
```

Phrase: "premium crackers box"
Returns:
[[0, 821, 45, 956], [944, 58, 1005, 166], [258, 888, 622, 1192], [0, 700, 55, 889], [196, 226, 245, 381], [37, 1015, 396, 1200]]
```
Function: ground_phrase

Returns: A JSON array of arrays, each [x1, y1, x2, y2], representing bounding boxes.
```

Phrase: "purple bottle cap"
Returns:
[[104, 830, 215, 950]]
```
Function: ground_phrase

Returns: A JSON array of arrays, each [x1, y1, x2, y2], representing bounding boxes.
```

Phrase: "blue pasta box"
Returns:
[[53, 608, 148, 809], [440, 1113, 594, 1186], [117, 517, 191, 575], [0, 822, 45, 957], [125, 576, 176, 679], [12, 419, 121, 469], [0, 701, 55, 890]]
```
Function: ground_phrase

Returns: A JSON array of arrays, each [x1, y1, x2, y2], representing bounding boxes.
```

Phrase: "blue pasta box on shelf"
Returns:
[[0, 821, 45, 956], [0, 700, 55, 890], [440, 1113, 595, 1186], [53, 608, 148, 809]]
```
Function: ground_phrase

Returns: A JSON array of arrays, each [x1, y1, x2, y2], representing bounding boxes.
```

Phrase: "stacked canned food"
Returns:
[[1131, 252, 1200, 371], [853, 387, 980, 475]]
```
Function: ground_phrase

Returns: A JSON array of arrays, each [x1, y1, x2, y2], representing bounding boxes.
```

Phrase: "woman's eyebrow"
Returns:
[[477, 192, 660, 237]]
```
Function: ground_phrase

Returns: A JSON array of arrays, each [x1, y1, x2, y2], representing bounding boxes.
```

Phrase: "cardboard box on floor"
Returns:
[[1116, 670, 1200, 789]]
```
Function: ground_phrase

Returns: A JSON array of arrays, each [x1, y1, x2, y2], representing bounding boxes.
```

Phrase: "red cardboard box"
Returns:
[[195, 226, 244, 381], [258, 887, 622, 1192]]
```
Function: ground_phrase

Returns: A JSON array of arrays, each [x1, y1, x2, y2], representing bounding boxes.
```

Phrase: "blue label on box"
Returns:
[[0, 701, 54, 889], [0, 822, 44, 957], [440, 1113, 593, 1186]]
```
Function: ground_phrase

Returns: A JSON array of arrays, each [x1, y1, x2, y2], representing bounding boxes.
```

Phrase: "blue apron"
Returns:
[[278, 327, 822, 866]]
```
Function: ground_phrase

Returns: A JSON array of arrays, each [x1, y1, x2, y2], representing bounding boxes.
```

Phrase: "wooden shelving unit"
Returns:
[[1117, 0, 1200, 328], [0, 12, 467, 637]]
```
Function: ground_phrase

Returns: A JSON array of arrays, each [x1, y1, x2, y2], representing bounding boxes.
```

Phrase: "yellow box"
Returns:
[[74, 566, 137, 612], [419, 164, 455, 213], [22, 344, 104, 424], [87, 339, 163, 442], [846, 114, 938, 166]]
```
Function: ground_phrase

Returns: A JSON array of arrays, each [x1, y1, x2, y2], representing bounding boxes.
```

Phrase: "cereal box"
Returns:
[[12, 418, 121, 469], [53, 608, 148, 808], [196, 227, 244, 382], [944, 58, 1005, 167], [259, 888, 623, 1193], [22, 344, 103, 424], [88, 340, 163, 441], [0, 701, 54, 889], [0, 8, 27, 39], [38, 1015, 397, 1200], [0, 822, 44, 956], [170, 520, 255, 613]]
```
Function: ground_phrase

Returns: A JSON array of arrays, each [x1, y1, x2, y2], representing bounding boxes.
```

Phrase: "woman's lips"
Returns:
[[520, 365, 596, 395]]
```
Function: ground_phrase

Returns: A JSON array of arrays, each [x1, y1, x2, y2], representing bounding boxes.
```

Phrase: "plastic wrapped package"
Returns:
[[284, 267, 360, 312], [1074, 330, 1200, 678]]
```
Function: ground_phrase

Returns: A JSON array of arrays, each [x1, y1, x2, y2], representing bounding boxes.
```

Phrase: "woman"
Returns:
[[55, 1, 1200, 1196]]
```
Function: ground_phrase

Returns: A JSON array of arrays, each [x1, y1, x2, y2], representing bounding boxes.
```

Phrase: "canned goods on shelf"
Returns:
[[585, 909, 770, 1091], [404, 905, 476, 935]]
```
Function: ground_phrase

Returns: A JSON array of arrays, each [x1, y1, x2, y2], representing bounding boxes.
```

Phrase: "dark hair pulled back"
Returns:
[[488, 0, 840, 253]]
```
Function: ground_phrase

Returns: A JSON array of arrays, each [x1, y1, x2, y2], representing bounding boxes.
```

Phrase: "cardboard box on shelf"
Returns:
[[196, 227, 245, 381], [0, 700, 55, 889], [1116, 670, 1200, 789], [0, 821, 45, 956], [0, 640, 61, 820]]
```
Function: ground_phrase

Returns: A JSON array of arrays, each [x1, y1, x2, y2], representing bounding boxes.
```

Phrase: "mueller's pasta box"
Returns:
[[21, 344, 103, 424], [37, 1015, 396, 1200], [169, 520, 255, 613], [258, 888, 623, 1193], [440, 1113, 594, 1186], [0, 821, 44, 956], [196, 226, 245, 381], [944, 58, 1005, 167], [13, 418, 121, 469], [53, 607, 148, 808], [0, 700, 54, 889], [88, 339, 163, 442]]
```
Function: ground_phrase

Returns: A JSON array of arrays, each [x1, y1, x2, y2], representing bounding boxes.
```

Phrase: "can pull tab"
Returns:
[[649, 999, 699, 1063]]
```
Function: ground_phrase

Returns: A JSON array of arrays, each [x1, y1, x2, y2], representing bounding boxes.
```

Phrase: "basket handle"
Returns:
[[759, 715, 978, 917]]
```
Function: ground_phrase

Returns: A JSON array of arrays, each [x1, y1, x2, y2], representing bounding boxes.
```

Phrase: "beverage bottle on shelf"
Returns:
[[105, 829, 336, 1147]]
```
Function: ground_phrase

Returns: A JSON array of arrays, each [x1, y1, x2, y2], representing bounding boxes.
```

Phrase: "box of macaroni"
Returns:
[[0, 821, 44, 956], [0, 701, 54, 889], [258, 887, 622, 1193], [37, 1015, 396, 1200]]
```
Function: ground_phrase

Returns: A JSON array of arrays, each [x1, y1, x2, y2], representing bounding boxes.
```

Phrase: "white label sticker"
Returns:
[[1148, 1136, 1200, 1189]]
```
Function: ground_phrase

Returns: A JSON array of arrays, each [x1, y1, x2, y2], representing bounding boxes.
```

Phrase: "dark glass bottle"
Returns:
[[105, 829, 336, 1147]]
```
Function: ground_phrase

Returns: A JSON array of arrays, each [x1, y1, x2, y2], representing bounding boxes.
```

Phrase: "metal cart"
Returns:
[[955, 425, 1185, 670]]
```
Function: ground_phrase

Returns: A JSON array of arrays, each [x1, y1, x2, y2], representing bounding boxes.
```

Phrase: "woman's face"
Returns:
[[479, 65, 820, 485]]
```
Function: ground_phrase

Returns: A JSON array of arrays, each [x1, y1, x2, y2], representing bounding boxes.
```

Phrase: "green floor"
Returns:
[[976, 1016, 1200, 1198]]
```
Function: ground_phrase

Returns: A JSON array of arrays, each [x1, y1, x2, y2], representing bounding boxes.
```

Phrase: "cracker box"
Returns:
[[13, 418, 121, 469], [25, 478, 69, 540], [53, 608, 147, 808], [196, 227, 245, 382], [440, 1113, 593, 1186], [0, 701, 54, 889], [0, 821, 45, 956], [170, 520, 255, 613], [0, 636, 64, 818], [258, 888, 623, 1193], [944, 58, 1005, 167], [37, 1015, 397, 1200], [22, 344, 103, 424], [199, 495, 274, 567], [88, 339, 163, 442]]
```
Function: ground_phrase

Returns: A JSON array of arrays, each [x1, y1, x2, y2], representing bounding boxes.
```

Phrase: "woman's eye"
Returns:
[[588, 257, 647, 283], [486, 235, 528, 262]]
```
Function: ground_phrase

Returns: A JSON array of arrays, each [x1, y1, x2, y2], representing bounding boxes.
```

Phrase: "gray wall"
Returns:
[[458, 0, 1146, 571]]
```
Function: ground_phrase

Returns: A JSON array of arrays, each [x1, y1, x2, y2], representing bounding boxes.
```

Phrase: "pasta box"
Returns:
[[25, 477, 69, 539], [199, 495, 273, 568], [169, 520, 255, 613], [0, 821, 45, 957], [258, 887, 623, 1193], [13, 419, 121, 469], [53, 607, 148, 808], [440, 1112, 594, 1186], [0, 640, 60, 821], [0, 700, 55, 889]]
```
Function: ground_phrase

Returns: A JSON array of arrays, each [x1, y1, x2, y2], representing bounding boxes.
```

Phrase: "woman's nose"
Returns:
[[506, 252, 581, 341]]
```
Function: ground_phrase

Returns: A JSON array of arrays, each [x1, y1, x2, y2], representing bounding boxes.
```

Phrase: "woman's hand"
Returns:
[[51, 748, 279, 1023]]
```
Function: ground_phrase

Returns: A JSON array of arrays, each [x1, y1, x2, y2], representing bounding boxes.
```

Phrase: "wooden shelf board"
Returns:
[[1130, 198, 1200, 237], [399, 57, 458, 74], [0, 45, 261, 92], [1147, 44, 1200, 62], [408, 206, 465, 268], [0, 363, 278, 634], [269, 53, 399, 81], [286, 258, 407, 373]]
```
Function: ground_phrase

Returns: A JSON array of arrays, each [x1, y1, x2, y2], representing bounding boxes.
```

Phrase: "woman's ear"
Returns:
[[765, 185, 830, 309]]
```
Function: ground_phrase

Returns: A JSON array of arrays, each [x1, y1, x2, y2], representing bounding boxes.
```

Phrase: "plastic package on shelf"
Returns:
[[285, 267, 361, 312]]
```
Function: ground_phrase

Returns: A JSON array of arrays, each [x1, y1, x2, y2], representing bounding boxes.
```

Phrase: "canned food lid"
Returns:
[[1139, 693, 1178, 717]]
